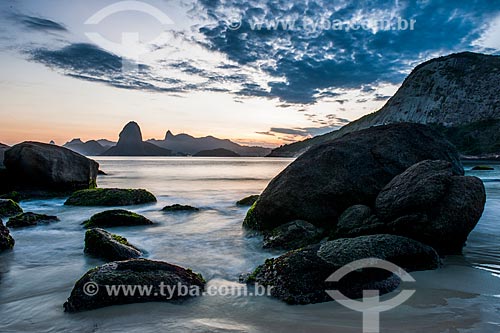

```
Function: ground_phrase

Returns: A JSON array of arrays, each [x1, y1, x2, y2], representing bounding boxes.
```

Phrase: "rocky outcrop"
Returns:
[[84, 228, 142, 261], [82, 210, 154, 228], [0, 220, 15, 251], [247, 234, 439, 304], [63, 259, 206, 312], [245, 123, 462, 231], [3, 142, 99, 192], [193, 148, 240, 157], [6, 212, 59, 228], [65, 188, 157, 206], [0, 199, 23, 218], [236, 195, 259, 206], [263, 220, 324, 250], [374, 160, 486, 254], [162, 204, 199, 212], [269, 52, 500, 158], [101, 122, 172, 156]]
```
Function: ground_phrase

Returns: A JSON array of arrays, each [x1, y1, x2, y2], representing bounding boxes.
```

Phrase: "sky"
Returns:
[[0, 0, 499, 147]]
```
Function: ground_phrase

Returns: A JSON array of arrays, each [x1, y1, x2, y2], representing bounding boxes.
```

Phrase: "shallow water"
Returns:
[[0, 158, 499, 333]]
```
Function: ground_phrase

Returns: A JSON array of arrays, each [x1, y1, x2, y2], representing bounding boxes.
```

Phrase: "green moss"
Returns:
[[111, 234, 129, 245], [246, 265, 263, 283], [242, 201, 259, 230], [65, 188, 157, 206], [0, 199, 23, 218]]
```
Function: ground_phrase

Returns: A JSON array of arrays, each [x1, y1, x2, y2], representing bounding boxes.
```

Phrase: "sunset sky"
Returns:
[[0, 0, 499, 147]]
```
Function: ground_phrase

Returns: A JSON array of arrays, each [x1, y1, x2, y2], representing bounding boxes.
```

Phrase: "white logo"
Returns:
[[84, 1, 174, 72], [325, 258, 416, 333]]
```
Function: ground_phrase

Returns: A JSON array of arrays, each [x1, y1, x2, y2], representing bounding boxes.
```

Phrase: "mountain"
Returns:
[[269, 52, 500, 157], [96, 139, 116, 148], [194, 148, 240, 157], [101, 122, 172, 156], [148, 130, 271, 157], [63, 139, 107, 156]]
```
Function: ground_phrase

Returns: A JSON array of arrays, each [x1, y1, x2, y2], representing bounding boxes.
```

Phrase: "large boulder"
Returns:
[[374, 160, 486, 254], [65, 188, 156, 206], [84, 228, 142, 261], [7, 212, 59, 228], [0, 199, 23, 218], [82, 210, 154, 228], [0, 143, 9, 167], [263, 220, 325, 250], [247, 234, 439, 304], [64, 259, 206, 312], [244, 123, 462, 231], [3, 142, 99, 192], [0, 220, 15, 251]]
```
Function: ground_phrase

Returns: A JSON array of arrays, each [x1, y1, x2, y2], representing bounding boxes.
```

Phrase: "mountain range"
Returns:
[[269, 52, 500, 157], [63, 123, 271, 157]]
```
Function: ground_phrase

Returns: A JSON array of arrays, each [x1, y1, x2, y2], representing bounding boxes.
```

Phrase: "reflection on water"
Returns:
[[0, 158, 499, 332]]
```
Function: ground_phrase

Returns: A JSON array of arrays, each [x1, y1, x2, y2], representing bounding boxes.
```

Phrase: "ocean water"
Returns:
[[0, 157, 499, 333]]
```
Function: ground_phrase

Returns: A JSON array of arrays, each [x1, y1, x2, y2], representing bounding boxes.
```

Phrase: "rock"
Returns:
[[472, 165, 494, 171], [0, 143, 9, 167], [101, 122, 172, 156], [3, 141, 99, 192], [244, 123, 463, 231], [84, 228, 142, 261], [97, 170, 108, 175], [0, 191, 21, 203], [375, 160, 486, 254], [6, 212, 59, 228], [82, 210, 154, 228], [236, 195, 259, 206], [334, 205, 386, 238], [162, 204, 199, 212], [0, 220, 15, 251], [65, 188, 157, 206], [63, 259, 206, 312], [263, 220, 324, 250], [248, 234, 439, 304], [0, 199, 23, 218]]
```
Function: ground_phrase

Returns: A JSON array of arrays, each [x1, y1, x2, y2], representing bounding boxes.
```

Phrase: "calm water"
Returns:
[[0, 157, 499, 333]]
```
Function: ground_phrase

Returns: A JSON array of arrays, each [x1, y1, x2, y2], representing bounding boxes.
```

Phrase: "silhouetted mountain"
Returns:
[[194, 148, 240, 157], [96, 139, 116, 148], [269, 52, 500, 157], [64, 139, 107, 156], [149, 131, 271, 157], [101, 122, 172, 156]]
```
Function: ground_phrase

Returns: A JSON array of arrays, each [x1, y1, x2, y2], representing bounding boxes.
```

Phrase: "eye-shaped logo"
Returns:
[[84, 1, 174, 72], [325, 258, 416, 333]]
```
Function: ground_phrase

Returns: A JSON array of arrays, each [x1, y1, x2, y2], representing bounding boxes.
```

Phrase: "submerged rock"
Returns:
[[244, 123, 462, 231], [84, 228, 142, 261], [0, 199, 23, 218], [65, 188, 157, 206], [471, 165, 494, 171], [83, 210, 154, 228], [3, 141, 99, 192], [64, 259, 206, 312], [375, 160, 486, 254], [162, 204, 199, 212], [0, 220, 15, 251], [7, 212, 59, 228], [248, 234, 439, 304], [236, 195, 259, 206], [263, 220, 324, 250]]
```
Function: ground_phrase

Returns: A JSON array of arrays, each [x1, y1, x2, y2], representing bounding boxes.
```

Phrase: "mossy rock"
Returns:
[[243, 201, 259, 229], [0, 199, 23, 218], [65, 188, 157, 206], [162, 204, 199, 212], [472, 165, 494, 171], [7, 212, 59, 228], [84, 228, 142, 261], [83, 209, 154, 228], [0, 191, 21, 203], [0, 220, 15, 251], [236, 195, 259, 206]]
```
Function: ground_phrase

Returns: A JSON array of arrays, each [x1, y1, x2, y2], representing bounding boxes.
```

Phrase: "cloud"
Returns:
[[16, 14, 67, 32], [196, 0, 500, 103]]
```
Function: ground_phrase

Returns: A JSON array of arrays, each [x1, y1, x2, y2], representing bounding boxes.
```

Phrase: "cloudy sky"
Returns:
[[0, 0, 499, 146]]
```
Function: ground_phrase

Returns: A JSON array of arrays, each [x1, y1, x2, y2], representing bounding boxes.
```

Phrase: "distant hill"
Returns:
[[101, 122, 172, 156], [64, 139, 107, 156], [96, 139, 116, 148], [269, 52, 500, 157], [149, 130, 271, 157], [194, 148, 240, 157]]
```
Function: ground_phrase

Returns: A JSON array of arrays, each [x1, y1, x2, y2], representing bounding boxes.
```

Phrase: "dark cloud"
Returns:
[[16, 14, 67, 32], [196, 0, 500, 103]]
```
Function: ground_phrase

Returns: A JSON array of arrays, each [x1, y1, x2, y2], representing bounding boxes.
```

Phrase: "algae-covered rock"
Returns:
[[0, 199, 23, 218], [236, 195, 259, 206], [84, 228, 142, 261], [7, 212, 59, 228], [83, 210, 154, 228], [65, 188, 156, 206], [162, 204, 199, 212]]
